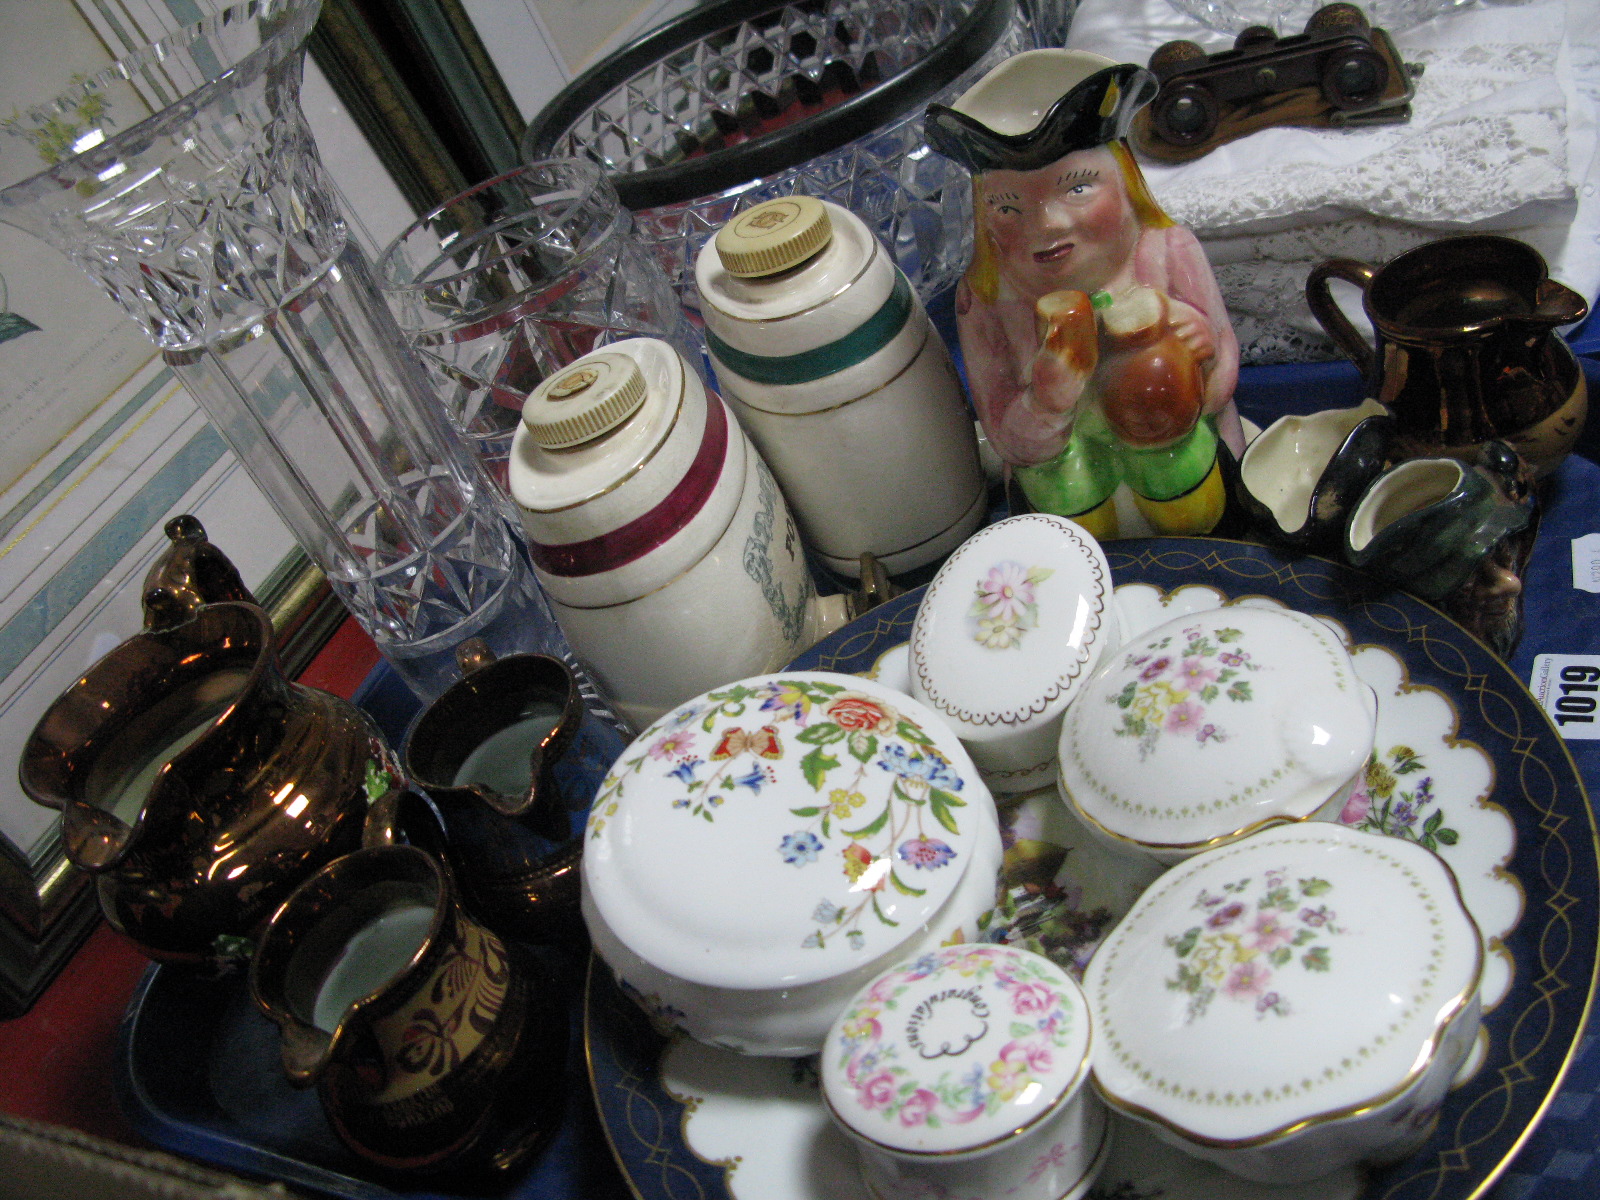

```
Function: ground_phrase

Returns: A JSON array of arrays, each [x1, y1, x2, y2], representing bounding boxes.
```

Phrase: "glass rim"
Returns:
[[521, 0, 1016, 211], [0, 0, 319, 212], [376, 158, 626, 302]]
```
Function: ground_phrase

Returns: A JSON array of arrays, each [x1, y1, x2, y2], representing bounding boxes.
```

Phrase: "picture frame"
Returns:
[[0, 0, 413, 1015]]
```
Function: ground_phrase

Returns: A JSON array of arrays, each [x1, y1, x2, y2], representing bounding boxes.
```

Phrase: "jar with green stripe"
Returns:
[[697, 197, 985, 579]]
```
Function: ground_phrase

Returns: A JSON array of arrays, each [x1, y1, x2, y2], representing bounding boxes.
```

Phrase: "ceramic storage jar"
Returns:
[[1084, 821, 1483, 1185], [508, 338, 841, 730], [823, 943, 1110, 1200], [908, 514, 1118, 794], [1057, 606, 1376, 866], [582, 671, 1003, 1056], [696, 196, 985, 578]]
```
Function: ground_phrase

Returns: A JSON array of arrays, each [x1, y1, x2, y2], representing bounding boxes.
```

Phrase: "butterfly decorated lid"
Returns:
[[1084, 822, 1482, 1145], [1058, 605, 1376, 854], [583, 672, 991, 990], [908, 514, 1112, 744], [822, 944, 1092, 1156]]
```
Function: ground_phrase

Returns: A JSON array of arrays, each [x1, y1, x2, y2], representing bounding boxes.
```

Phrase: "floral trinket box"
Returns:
[[581, 672, 1003, 1056], [822, 943, 1109, 1200], [1084, 821, 1482, 1185], [909, 514, 1117, 794], [1058, 605, 1376, 864]]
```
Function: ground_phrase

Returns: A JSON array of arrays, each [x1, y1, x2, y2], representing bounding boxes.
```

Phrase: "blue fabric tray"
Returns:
[[115, 313, 1600, 1199]]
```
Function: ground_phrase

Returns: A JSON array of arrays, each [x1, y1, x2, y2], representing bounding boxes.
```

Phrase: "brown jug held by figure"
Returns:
[[1095, 286, 1205, 449]]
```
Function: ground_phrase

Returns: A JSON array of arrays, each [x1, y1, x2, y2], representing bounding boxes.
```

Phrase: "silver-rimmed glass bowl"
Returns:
[[521, 0, 1033, 306]]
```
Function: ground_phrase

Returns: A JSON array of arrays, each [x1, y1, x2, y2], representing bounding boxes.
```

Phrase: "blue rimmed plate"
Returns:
[[585, 537, 1599, 1200]]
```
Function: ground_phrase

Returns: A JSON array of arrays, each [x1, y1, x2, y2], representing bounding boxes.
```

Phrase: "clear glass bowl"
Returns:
[[522, 0, 1036, 305], [1165, 0, 1475, 36], [376, 160, 703, 495]]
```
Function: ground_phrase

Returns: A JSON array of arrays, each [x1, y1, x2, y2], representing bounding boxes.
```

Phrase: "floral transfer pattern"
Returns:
[[973, 882, 1117, 982], [1339, 745, 1458, 852], [372, 921, 508, 1100], [588, 678, 966, 951], [1109, 624, 1259, 759], [969, 561, 1054, 649], [1164, 868, 1344, 1024], [832, 946, 1080, 1131]]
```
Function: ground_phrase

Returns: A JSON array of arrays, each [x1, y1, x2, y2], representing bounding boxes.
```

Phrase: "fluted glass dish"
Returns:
[[522, 0, 1034, 306]]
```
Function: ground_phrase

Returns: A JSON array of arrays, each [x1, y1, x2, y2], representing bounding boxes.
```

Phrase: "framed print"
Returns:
[[0, 0, 413, 1014]]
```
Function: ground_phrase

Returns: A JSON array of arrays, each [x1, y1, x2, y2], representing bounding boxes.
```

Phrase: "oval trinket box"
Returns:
[[909, 514, 1117, 794], [1084, 821, 1483, 1184]]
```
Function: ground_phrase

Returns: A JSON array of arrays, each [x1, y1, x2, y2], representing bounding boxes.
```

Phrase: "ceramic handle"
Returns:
[[361, 784, 448, 855], [141, 515, 255, 630], [1305, 258, 1378, 379]]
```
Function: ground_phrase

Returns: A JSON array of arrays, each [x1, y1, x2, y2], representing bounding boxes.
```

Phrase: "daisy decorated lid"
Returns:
[[822, 944, 1092, 1156], [1085, 822, 1482, 1145], [1058, 606, 1376, 853], [582, 672, 991, 990], [909, 515, 1112, 744]]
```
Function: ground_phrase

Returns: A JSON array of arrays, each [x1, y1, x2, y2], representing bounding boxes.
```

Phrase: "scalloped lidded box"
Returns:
[[822, 943, 1109, 1200], [908, 514, 1117, 794], [581, 671, 1003, 1056], [1058, 605, 1376, 864], [1084, 821, 1483, 1184]]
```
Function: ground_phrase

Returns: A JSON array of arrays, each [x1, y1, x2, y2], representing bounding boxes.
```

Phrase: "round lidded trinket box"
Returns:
[[582, 671, 1003, 1056], [1058, 605, 1376, 864], [822, 943, 1110, 1200], [908, 514, 1117, 794], [1084, 821, 1483, 1185]]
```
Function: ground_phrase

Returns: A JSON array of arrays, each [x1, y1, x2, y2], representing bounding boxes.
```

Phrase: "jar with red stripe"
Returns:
[[508, 338, 844, 730]]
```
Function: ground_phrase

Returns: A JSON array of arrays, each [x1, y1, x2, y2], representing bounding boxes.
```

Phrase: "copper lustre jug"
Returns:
[[1307, 234, 1588, 478], [250, 843, 565, 1183], [19, 598, 390, 961], [402, 641, 627, 943]]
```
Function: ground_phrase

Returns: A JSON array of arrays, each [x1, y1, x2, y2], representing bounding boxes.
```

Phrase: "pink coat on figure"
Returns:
[[928, 50, 1245, 538]]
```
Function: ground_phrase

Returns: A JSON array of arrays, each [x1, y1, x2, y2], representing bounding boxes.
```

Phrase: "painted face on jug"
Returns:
[[979, 145, 1140, 300]]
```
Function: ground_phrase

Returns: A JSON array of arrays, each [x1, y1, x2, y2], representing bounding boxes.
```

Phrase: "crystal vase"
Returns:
[[0, 0, 560, 700]]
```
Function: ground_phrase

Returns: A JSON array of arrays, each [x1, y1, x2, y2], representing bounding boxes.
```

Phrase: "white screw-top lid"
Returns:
[[714, 196, 833, 277], [522, 351, 648, 449]]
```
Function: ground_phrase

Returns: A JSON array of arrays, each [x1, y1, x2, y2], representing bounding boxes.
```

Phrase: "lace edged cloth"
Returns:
[[1066, 0, 1598, 362]]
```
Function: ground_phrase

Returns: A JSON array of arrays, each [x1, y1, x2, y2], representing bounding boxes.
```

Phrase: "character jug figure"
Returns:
[[927, 50, 1246, 538]]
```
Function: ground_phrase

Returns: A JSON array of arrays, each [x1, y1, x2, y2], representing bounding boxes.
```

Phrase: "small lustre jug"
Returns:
[[1307, 234, 1588, 478], [251, 843, 566, 1183]]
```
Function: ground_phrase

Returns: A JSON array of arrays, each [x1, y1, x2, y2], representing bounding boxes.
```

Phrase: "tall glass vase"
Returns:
[[0, 0, 560, 701]]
